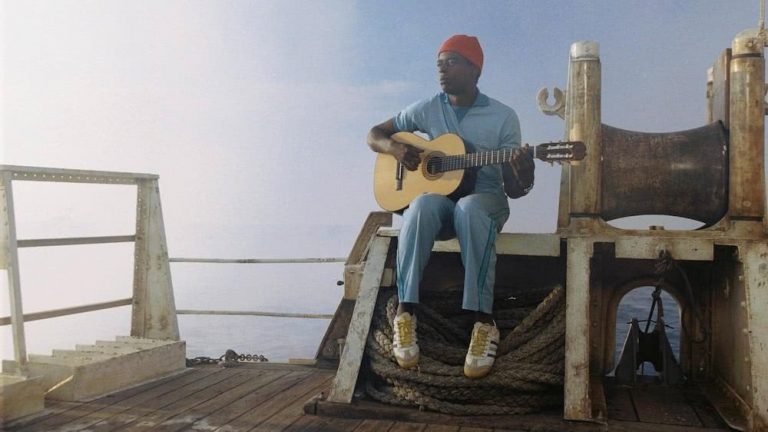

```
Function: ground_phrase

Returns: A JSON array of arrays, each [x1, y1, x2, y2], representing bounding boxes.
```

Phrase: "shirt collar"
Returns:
[[441, 90, 489, 108]]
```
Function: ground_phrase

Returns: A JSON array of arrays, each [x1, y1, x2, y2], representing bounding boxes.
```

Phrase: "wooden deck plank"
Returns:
[[202, 370, 317, 430], [251, 372, 335, 431], [353, 418, 396, 431], [4, 371, 196, 431], [3, 400, 79, 430], [605, 386, 638, 422], [176, 369, 308, 430], [282, 415, 321, 432], [389, 421, 427, 431], [60, 368, 239, 432], [283, 414, 362, 432], [682, 387, 726, 429], [312, 398, 596, 432], [422, 424, 460, 432], [604, 419, 729, 431], [8, 368, 215, 432], [631, 386, 703, 427], [97, 369, 257, 431], [6, 365, 732, 432], [328, 236, 391, 403], [319, 417, 366, 431], [142, 367, 295, 432]]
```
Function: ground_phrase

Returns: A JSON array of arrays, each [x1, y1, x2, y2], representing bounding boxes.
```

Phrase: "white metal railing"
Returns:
[[168, 257, 345, 320], [0, 164, 171, 376], [0, 298, 134, 326], [0, 165, 360, 375], [169, 257, 345, 264]]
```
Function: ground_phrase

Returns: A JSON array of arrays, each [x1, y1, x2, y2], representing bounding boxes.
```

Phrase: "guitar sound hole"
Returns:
[[422, 153, 445, 180]]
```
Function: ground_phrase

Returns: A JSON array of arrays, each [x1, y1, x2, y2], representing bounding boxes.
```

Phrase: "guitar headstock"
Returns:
[[533, 141, 586, 164]]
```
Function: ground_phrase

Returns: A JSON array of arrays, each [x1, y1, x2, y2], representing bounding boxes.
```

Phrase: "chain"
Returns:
[[186, 349, 269, 367]]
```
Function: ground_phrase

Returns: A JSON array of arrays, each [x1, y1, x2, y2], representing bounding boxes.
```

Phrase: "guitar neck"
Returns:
[[435, 148, 521, 173]]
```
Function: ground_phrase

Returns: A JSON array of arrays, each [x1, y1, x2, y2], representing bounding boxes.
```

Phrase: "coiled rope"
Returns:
[[364, 284, 566, 415]]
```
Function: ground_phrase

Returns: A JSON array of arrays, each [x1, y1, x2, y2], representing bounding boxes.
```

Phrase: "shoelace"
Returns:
[[395, 317, 414, 346], [469, 325, 489, 356]]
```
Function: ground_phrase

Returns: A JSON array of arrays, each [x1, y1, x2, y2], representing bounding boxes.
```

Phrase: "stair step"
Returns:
[[114, 336, 177, 346], [76, 344, 143, 354], [29, 353, 114, 365], [4, 338, 186, 401]]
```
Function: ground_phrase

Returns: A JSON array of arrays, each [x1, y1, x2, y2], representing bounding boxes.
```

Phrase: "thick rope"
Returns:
[[364, 284, 565, 415]]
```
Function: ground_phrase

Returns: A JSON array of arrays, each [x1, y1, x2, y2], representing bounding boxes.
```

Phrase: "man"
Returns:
[[367, 35, 534, 379]]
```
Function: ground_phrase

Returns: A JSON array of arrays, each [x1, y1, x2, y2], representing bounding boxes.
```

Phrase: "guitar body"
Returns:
[[372, 132, 585, 213], [374, 133, 470, 212]]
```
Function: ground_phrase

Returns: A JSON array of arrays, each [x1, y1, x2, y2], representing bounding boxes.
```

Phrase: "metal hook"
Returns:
[[537, 87, 565, 119]]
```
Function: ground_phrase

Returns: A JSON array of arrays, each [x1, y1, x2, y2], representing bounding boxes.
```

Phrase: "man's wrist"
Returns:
[[522, 181, 534, 195], [516, 176, 534, 195]]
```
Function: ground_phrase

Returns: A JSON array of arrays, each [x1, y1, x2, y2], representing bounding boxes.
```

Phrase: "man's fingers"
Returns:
[[403, 145, 423, 170], [406, 144, 424, 156]]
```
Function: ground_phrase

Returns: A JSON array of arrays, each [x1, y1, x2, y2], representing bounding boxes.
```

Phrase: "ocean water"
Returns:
[[1, 223, 681, 371], [614, 287, 681, 372]]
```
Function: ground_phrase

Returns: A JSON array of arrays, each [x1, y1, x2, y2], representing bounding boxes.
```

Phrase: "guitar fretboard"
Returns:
[[428, 148, 518, 174]]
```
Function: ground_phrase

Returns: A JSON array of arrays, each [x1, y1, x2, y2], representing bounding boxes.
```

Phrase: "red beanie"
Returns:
[[438, 35, 484, 71]]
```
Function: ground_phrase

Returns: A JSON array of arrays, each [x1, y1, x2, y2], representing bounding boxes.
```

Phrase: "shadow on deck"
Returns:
[[3, 364, 728, 432]]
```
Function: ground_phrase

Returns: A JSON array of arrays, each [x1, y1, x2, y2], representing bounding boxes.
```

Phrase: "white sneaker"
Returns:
[[392, 312, 419, 369], [464, 321, 500, 379]]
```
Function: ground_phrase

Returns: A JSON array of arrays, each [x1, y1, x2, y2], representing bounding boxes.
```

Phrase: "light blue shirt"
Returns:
[[393, 91, 521, 197]]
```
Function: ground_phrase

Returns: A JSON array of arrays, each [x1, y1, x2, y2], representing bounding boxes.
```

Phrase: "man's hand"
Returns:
[[368, 119, 423, 171], [503, 144, 535, 198], [392, 140, 424, 171], [510, 145, 535, 188]]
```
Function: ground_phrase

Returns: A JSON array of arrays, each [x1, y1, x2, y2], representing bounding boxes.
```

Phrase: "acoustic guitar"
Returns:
[[373, 132, 586, 212]]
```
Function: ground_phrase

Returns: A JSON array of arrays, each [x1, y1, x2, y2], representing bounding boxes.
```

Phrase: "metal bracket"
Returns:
[[537, 87, 565, 119]]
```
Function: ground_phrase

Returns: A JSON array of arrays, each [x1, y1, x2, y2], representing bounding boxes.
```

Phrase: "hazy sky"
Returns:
[[3, 1, 763, 238], [1, 1, 766, 357]]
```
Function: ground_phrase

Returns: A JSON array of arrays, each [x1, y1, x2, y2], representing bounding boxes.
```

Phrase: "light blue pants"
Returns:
[[396, 193, 510, 314]]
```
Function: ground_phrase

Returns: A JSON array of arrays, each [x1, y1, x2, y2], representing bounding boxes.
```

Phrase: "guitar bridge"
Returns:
[[395, 162, 404, 191]]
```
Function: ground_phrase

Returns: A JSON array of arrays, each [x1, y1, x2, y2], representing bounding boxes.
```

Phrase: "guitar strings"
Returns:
[[430, 148, 517, 173], [426, 143, 575, 173]]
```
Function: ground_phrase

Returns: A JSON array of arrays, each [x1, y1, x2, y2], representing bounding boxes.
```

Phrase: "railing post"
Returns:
[[131, 178, 179, 340], [562, 41, 600, 422], [564, 237, 594, 421], [0, 173, 29, 375], [729, 29, 766, 222], [564, 41, 602, 231]]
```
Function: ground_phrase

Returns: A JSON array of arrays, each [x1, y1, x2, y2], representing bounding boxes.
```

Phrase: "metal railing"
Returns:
[[168, 256, 345, 320], [0, 165, 352, 376], [0, 165, 159, 376]]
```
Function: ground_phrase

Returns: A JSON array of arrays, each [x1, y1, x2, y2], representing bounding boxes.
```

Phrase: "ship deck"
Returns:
[[4, 363, 730, 432]]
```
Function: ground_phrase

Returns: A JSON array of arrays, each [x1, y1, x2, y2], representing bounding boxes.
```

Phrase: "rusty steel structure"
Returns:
[[534, 29, 768, 430]]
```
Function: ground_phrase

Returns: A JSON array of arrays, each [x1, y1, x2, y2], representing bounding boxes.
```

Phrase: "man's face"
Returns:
[[437, 51, 479, 95]]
